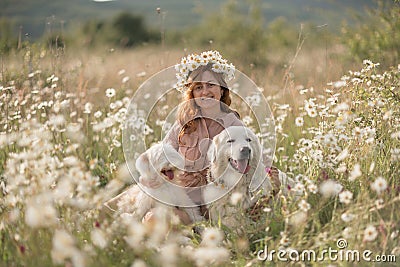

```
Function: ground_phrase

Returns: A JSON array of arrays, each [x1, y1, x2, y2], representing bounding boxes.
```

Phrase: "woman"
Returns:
[[103, 51, 281, 224]]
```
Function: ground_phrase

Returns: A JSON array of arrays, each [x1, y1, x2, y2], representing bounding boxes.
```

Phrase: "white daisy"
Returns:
[[339, 190, 353, 204], [105, 88, 116, 98], [295, 116, 304, 127], [363, 225, 378, 242], [298, 199, 311, 212]]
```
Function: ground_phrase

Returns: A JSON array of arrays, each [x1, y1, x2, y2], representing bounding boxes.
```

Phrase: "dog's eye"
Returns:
[[246, 138, 252, 142], [227, 139, 235, 143]]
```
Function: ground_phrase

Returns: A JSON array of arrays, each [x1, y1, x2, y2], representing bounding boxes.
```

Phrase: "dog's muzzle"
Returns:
[[161, 168, 174, 180], [229, 146, 251, 174]]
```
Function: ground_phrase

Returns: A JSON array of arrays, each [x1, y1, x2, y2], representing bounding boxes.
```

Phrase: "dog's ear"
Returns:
[[162, 142, 185, 170], [135, 151, 150, 175]]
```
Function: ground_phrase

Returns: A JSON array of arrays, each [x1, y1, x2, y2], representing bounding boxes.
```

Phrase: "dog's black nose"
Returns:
[[240, 146, 251, 156]]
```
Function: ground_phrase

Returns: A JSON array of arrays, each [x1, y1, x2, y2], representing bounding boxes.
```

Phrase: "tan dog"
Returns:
[[203, 126, 273, 227]]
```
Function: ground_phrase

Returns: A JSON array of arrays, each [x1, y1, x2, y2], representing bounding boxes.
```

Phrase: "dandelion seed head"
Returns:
[[319, 180, 343, 198], [349, 163, 362, 181], [289, 211, 307, 226], [25, 202, 58, 228], [201, 228, 224, 247], [48, 114, 65, 126], [230, 192, 243, 205], [91, 228, 108, 249], [371, 176, 387, 195]]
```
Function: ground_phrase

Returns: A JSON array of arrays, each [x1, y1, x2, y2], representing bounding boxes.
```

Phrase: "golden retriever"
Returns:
[[203, 126, 273, 227]]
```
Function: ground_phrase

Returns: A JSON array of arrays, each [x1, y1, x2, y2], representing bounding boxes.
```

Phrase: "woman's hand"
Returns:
[[139, 176, 163, 189]]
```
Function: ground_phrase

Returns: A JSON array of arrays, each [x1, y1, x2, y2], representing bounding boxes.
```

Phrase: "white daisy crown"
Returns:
[[174, 50, 235, 93]]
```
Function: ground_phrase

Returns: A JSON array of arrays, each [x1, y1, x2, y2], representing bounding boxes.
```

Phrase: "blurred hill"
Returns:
[[1, 0, 376, 39]]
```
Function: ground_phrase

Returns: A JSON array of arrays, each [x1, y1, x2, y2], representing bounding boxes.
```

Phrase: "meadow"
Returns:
[[1, 2, 400, 267]]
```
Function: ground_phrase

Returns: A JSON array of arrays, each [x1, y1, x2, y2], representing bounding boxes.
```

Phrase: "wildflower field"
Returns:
[[1, 2, 400, 267]]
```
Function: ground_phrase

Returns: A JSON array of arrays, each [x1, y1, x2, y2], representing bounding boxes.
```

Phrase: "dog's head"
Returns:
[[208, 126, 267, 190], [135, 142, 184, 185]]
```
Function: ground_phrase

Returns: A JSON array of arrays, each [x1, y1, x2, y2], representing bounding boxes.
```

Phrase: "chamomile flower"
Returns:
[[105, 88, 116, 98], [295, 116, 304, 127], [298, 199, 311, 212], [339, 190, 353, 204], [363, 225, 378, 242]]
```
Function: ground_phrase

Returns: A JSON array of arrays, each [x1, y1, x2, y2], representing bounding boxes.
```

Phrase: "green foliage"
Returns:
[[81, 12, 159, 48], [342, 0, 400, 68], [111, 12, 159, 47], [178, 0, 271, 68], [0, 18, 18, 54]]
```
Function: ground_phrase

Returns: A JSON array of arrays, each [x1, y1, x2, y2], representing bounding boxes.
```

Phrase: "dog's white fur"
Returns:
[[203, 126, 273, 227], [119, 143, 203, 222]]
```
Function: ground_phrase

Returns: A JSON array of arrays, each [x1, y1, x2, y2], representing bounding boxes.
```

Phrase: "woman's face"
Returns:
[[191, 71, 223, 110]]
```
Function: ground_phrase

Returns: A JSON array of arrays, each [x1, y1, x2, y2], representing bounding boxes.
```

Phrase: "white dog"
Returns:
[[134, 142, 203, 222], [203, 126, 273, 227], [111, 143, 203, 223]]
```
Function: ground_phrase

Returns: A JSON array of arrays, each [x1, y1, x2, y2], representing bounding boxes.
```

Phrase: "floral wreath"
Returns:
[[173, 50, 236, 93]]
